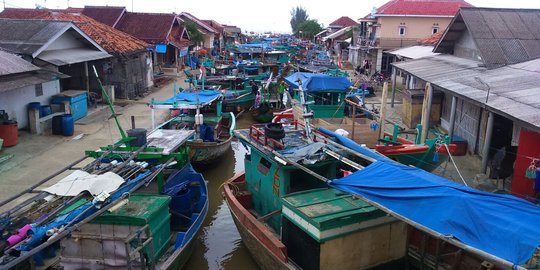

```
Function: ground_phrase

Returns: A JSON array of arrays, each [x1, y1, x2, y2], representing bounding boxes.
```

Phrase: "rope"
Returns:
[[443, 143, 468, 186]]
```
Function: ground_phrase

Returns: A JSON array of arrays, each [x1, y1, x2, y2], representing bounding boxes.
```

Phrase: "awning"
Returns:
[[0, 70, 68, 93], [37, 48, 111, 66], [150, 90, 223, 109]]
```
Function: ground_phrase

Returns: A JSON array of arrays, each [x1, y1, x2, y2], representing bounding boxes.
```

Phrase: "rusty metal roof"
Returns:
[[435, 8, 540, 69], [392, 54, 540, 132]]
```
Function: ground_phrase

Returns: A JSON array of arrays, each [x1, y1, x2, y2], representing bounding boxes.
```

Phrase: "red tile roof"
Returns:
[[201, 19, 224, 34], [375, 0, 473, 16], [37, 12, 149, 55], [0, 8, 149, 55], [168, 24, 192, 48], [329, 16, 358, 27], [81, 6, 126, 27], [418, 31, 444, 45], [115, 12, 177, 44], [0, 8, 54, 19], [179, 12, 217, 33]]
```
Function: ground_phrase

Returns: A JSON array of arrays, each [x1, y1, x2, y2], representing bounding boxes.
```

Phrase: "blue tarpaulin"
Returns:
[[329, 160, 540, 265], [155, 44, 167, 53], [284, 72, 352, 92], [152, 90, 222, 109]]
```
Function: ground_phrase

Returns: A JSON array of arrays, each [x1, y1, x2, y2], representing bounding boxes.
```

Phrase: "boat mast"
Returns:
[[92, 66, 127, 141], [297, 79, 313, 143]]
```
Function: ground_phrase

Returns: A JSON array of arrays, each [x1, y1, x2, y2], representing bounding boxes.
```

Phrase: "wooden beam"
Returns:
[[420, 83, 432, 144], [379, 82, 388, 139]]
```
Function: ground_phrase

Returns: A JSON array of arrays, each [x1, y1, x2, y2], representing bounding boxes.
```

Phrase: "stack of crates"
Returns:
[[60, 194, 171, 268]]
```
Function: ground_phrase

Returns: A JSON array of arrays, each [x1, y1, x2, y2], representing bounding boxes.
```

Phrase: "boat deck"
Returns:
[[148, 129, 194, 154]]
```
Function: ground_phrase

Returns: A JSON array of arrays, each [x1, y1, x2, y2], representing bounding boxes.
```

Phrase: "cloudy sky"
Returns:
[[2, 0, 540, 33]]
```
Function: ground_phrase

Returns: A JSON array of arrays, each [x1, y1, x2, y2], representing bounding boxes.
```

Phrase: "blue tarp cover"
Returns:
[[329, 160, 540, 265], [153, 90, 222, 108], [284, 72, 352, 92]]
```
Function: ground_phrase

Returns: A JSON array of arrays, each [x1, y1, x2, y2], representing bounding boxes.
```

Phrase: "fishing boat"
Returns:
[[223, 81, 407, 269], [150, 88, 235, 166], [223, 79, 540, 270], [0, 67, 209, 269], [224, 122, 540, 270], [284, 72, 350, 119]]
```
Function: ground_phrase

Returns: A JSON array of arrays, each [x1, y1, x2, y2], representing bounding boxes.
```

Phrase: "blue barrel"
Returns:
[[27, 102, 42, 117], [41, 105, 52, 117], [61, 114, 74, 136], [52, 115, 63, 135]]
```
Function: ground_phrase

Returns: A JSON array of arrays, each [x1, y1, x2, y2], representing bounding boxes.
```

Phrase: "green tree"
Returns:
[[182, 21, 204, 47], [296, 20, 323, 39], [290, 6, 309, 34]]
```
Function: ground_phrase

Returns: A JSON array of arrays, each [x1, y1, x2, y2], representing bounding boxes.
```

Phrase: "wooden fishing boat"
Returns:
[[285, 72, 350, 118], [150, 89, 235, 166], [186, 112, 235, 165], [223, 80, 540, 270], [250, 102, 276, 123], [222, 88, 256, 112]]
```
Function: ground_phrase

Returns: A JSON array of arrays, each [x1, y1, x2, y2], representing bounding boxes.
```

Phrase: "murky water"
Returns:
[[183, 115, 260, 270]]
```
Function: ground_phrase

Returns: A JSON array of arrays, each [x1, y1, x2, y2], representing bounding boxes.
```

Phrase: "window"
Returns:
[[35, 84, 43, 97], [432, 23, 439, 35], [399, 26, 406, 36]]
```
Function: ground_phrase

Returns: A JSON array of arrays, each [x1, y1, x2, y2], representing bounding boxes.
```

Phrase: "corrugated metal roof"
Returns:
[[387, 45, 439, 59], [322, 26, 351, 41], [0, 19, 71, 54], [0, 50, 40, 76], [37, 48, 110, 65], [435, 8, 540, 69], [392, 55, 540, 131], [0, 69, 67, 93]]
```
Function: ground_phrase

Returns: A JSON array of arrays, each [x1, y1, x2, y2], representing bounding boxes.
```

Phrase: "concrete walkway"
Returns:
[[0, 73, 188, 207]]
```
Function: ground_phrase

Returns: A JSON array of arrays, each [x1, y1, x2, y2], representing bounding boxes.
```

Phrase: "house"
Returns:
[[222, 24, 242, 45], [178, 12, 218, 49], [201, 19, 225, 49], [350, 0, 471, 74], [0, 19, 110, 93], [391, 7, 540, 200], [317, 16, 357, 50], [0, 49, 67, 129], [0, 8, 152, 99], [81, 6, 191, 71]]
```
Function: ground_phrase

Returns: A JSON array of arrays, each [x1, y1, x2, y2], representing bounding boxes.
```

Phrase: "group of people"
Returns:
[[250, 80, 289, 109]]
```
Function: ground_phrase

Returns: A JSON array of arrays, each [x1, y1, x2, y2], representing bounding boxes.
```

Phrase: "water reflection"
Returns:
[[183, 141, 258, 270]]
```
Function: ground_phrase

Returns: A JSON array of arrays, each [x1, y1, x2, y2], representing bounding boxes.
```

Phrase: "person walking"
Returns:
[[277, 80, 286, 109]]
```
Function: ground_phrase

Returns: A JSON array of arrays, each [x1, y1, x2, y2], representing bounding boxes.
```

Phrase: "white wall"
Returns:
[[46, 30, 87, 51], [0, 80, 60, 129]]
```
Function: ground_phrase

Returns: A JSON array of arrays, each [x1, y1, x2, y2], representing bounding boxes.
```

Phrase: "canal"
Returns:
[[183, 115, 259, 270]]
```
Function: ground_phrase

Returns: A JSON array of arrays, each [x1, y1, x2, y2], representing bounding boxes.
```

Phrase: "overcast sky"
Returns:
[[2, 0, 540, 33]]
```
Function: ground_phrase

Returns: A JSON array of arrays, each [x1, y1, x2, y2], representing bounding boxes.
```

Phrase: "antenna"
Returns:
[[131, 0, 133, 11]]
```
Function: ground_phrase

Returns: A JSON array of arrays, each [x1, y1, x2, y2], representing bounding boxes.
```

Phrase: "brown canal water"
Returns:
[[183, 115, 260, 270]]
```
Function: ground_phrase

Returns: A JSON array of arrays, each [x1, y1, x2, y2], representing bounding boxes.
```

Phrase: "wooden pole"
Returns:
[[420, 82, 432, 144], [391, 67, 397, 107], [378, 82, 388, 139], [351, 103, 356, 141]]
